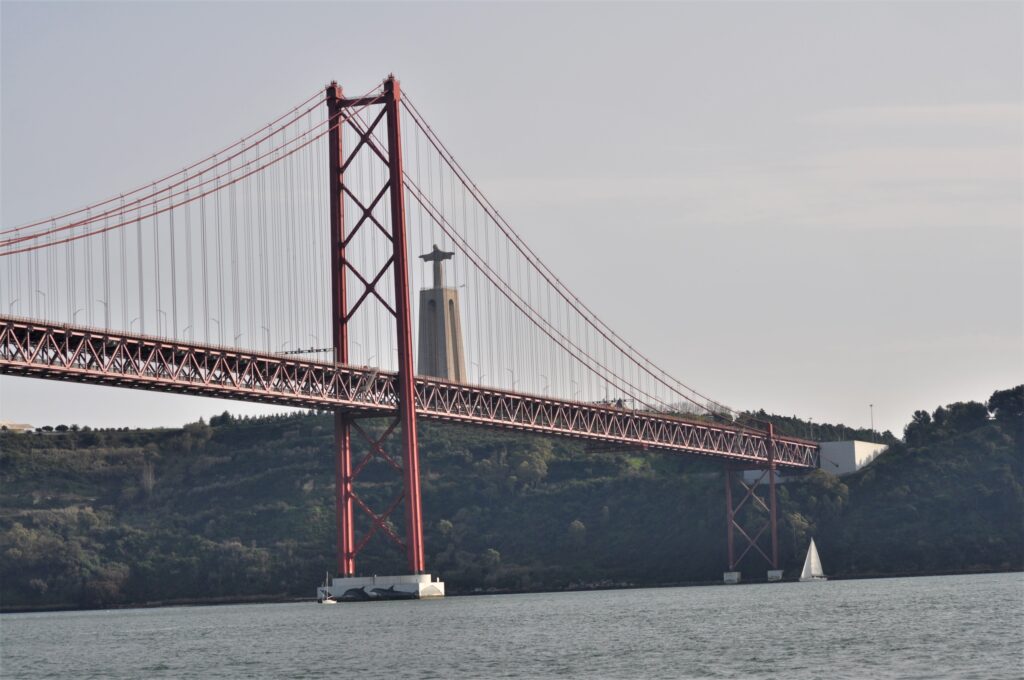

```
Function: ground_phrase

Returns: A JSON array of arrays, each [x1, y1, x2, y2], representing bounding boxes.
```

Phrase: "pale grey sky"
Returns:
[[2, 1, 1021, 435]]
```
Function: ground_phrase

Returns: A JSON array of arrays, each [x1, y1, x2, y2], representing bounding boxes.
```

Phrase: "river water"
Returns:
[[1, 572, 1021, 679]]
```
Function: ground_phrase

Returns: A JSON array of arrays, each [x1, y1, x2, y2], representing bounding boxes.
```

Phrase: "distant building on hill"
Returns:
[[0, 421, 33, 433], [743, 439, 887, 484], [817, 440, 888, 476]]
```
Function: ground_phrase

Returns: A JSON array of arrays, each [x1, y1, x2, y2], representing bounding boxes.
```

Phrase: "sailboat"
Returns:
[[799, 538, 827, 582], [317, 572, 337, 604]]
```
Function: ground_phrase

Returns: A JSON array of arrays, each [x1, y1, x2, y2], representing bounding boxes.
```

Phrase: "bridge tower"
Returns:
[[324, 76, 440, 597]]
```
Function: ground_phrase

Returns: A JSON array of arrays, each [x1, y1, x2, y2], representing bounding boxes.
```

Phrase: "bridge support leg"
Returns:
[[383, 76, 425, 574], [327, 82, 356, 577], [335, 413, 355, 576], [768, 465, 779, 570], [725, 465, 736, 569], [767, 424, 781, 579]]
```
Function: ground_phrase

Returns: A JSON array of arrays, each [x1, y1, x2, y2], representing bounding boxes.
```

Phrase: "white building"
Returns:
[[817, 440, 888, 476], [742, 440, 887, 484]]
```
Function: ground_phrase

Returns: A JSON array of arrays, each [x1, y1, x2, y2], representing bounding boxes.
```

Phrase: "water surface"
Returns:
[[2, 572, 1021, 679]]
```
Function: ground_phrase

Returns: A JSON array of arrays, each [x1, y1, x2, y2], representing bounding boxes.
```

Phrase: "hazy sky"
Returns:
[[1, 1, 1021, 435]]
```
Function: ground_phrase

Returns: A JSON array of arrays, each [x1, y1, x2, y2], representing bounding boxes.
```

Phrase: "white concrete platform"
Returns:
[[317, 574, 445, 601], [723, 571, 741, 585], [767, 569, 784, 582]]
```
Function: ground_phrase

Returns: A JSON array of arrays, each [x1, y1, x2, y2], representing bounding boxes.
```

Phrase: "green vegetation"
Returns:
[[1, 386, 1020, 610]]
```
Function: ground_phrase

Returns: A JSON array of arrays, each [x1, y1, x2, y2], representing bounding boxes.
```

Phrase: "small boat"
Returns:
[[799, 538, 827, 582], [317, 572, 338, 603]]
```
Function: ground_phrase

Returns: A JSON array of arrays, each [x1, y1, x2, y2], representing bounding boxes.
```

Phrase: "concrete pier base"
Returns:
[[317, 574, 445, 601], [767, 569, 784, 582], [723, 571, 741, 585]]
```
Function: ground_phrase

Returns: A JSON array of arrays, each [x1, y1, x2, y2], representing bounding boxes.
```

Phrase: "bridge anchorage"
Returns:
[[0, 74, 819, 600]]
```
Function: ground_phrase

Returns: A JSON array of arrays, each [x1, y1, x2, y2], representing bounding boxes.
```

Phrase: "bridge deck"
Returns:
[[0, 317, 818, 469]]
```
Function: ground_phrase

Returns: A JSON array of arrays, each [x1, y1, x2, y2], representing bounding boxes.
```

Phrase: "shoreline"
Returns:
[[2, 567, 1018, 615]]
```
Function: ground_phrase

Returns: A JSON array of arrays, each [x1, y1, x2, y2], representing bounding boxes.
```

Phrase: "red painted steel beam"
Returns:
[[382, 76, 425, 575], [725, 466, 736, 569], [767, 423, 779, 570], [326, 81, 356, 577]]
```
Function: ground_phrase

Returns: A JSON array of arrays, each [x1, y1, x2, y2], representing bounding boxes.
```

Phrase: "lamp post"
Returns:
[[96, 299, 110, 329]]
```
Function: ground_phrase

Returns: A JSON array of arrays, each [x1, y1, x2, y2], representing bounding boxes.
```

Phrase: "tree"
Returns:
[[482, 548, 501, 570], [567, 519, 586, 547], [510, 441, 553, 489], [141, 462, 156, 497], [904, 410, 933, 447], [941, 402, 989, 435], [210, 411, 234, 427], [989, 386, 1023, 437]]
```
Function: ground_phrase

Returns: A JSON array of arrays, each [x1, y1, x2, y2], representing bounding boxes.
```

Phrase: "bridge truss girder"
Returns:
[[0, 316, 819, 470]]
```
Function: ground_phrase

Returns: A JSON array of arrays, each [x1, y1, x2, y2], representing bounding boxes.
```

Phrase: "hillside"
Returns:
[[1, 386, 1020, 610]]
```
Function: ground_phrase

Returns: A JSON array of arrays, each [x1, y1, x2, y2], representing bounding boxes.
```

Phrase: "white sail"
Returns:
[[800, 538, 826, 581]]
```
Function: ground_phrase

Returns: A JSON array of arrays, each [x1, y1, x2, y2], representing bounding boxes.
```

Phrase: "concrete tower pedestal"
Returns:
[[317, 574, 445, 601]]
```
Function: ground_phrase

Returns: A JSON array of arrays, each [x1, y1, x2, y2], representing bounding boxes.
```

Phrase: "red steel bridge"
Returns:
[[0, 76, 818, 579]]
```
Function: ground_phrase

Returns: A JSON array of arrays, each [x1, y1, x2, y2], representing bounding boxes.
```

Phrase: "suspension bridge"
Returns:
[[0, 75, 818, 594]]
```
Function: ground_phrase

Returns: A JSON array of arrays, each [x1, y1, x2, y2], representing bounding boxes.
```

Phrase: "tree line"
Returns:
[[1, 386, 1019, 610]]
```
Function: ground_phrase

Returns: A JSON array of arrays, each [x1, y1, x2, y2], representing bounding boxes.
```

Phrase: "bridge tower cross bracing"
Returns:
[[326, 75, 425, 577]]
